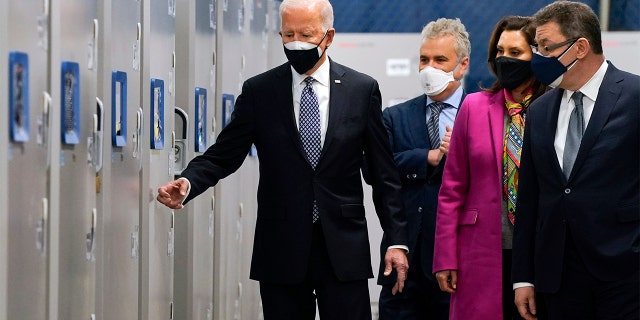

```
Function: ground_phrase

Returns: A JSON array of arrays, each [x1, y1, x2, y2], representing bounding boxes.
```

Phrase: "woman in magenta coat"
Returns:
[[432, 16, 548, 320]]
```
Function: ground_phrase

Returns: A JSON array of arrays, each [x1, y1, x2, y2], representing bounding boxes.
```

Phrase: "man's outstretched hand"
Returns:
[[157, 178, 189, 209]]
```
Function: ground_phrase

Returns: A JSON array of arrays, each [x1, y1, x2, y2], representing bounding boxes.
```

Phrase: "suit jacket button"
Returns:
[[418, 207, 423, 213], [412, 174, 417, 178], [564, 188, 571, 194], [406, 174, 411, 179]]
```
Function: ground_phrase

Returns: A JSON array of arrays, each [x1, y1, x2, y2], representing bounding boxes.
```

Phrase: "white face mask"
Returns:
[[284, 41, 324, 56], [418, 65, 456, 96]]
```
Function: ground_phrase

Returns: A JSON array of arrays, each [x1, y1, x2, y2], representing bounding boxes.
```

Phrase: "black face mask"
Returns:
[[495, 56, 534, 90], [283, 31, 328, 74]]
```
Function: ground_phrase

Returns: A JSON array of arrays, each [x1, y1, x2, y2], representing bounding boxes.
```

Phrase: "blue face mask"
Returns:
[[530, 41, 578, 88]]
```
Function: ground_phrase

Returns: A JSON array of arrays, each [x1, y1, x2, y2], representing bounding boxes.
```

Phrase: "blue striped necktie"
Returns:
[[427, 102, 445, 149]]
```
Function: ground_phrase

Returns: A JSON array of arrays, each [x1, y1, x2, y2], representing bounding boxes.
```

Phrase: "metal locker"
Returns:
[[52, 1, 99, 319], [216, 0, 246, 318], [0, 0, 10, 317], [239, 1, 273, 318], [4, 0, 51, 319], [140, 0, 176, 319], [175, 0, 216, 318], [215, 0, 275, 318], [96, 0, 142, 318]]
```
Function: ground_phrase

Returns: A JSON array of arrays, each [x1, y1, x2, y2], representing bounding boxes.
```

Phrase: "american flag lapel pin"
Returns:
[[334, 79, 341, 84]]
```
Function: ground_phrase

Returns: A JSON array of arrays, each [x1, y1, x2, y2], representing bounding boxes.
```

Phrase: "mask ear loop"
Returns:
[[316, 30, 329, 47], [451, 60, 463, 81], [556, 38, 579, 60], [315, 30, 330, 57]]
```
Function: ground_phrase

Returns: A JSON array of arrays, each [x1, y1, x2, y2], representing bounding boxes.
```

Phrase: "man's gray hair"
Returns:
[[421, 18, 471, 62], [280, 0, 334, 31]]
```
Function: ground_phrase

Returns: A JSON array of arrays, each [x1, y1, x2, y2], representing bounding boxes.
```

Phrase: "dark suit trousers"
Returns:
[[540, 227, 640, 320], [378, 235, 449, 320], [259, 223, 372, 320]]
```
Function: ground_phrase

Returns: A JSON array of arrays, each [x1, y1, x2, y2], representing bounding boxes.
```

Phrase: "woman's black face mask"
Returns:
[[495, 56, 534, 90]]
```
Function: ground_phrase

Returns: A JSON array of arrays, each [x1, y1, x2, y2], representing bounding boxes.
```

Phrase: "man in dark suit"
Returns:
[[512, 2, 639, 320], [156, 0, 409, 319], [376, 18, 469, 320]]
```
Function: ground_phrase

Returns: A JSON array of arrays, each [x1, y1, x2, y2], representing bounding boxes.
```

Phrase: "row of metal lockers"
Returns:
[[0, 0, 281, 319]]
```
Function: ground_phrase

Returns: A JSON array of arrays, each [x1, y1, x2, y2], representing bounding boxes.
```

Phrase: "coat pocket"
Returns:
[[459, 209, 478, 225]]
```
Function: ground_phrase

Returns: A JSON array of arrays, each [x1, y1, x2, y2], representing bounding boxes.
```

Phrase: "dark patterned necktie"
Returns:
[[299, 77, 321, 222], [427, 102, 445, 149], [563, 91, 585, 179]]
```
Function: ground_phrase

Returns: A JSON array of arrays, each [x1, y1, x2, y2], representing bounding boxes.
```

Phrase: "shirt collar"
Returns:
[[425, 85, 463, 109], [292, 57, 330, 88], [564, 60, 608, 102]]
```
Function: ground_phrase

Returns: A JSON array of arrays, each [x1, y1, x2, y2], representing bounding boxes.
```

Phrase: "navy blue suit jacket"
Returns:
[[377, 93, 463, 285], [512, 62, 640, 293], [180, 59, 408, 284]]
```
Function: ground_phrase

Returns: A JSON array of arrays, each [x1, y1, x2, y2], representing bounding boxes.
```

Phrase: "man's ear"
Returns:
[[456, 56, 470, 80], [575, 38, 590, 59], [324, 28, 336, 49]]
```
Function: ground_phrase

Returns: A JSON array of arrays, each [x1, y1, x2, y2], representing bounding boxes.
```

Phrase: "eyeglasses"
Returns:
[[530, 38, 579, 55]]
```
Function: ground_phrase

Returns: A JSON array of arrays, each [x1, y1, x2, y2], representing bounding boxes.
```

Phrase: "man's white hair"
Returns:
[[280, 0, 334, 31]]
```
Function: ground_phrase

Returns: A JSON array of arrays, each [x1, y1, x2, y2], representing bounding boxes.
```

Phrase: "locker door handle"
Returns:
[[133, 23, 141, 71], [169, 52, 175, 96], [168, 211, 174, 257], [42, 91, 52, 168], [93, 97, 104, 171], [209, 195, 215, 237], [88, 19, 99, 70], [170, 131, 176, 177], [86, 208, 97, 261], [37, 0, 49, 50], [133, 108, 143, 159], [36, 198, 49, 256]]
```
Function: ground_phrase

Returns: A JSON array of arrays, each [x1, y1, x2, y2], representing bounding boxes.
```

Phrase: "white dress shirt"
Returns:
[[554, 61, 608, 169], [291, 59, 331, 146]]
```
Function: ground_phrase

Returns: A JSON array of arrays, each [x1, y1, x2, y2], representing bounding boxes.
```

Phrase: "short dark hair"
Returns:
[[533, 0, 603, 54]]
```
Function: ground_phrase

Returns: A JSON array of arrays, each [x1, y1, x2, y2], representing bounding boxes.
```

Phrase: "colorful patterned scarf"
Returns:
[[503, 91, 532, 224]]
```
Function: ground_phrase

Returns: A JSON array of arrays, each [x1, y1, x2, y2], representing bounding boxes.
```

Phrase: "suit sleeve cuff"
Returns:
[[387, 245, 409, 253], [513, 282, 534, 290], [177, 177, 191, 205]]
